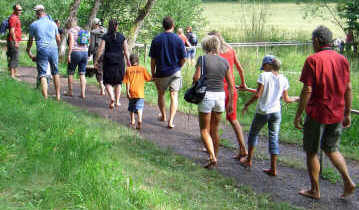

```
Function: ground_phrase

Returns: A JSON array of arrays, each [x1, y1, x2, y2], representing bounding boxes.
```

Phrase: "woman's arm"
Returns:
[[233, 50, 246, 88], [192, 63, 201, 82], [123, 40, 131, 67], [94, 40, 105, 69], [224, 68, 234, 114], [67, 32, 73, 64], [282, 90, 300, 103]]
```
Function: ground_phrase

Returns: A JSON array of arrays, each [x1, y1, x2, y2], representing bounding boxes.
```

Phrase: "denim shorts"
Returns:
[[68, 51, 88, 75], [186, 47, 196, 59], [198, 91, 225, 113], [248, 112, 281, 155], [128, 98, 145, 113], [36, 47, 59, 78], [303, 116, 342, 153]]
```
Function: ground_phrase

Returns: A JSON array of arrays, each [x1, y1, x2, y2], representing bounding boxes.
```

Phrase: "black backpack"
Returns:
[[188, 33, 198, 46]]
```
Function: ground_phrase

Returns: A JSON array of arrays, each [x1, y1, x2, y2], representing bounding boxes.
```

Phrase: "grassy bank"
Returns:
[[0, 73, 299, 209]]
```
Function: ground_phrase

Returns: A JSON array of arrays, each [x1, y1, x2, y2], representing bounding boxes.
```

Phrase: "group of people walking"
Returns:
[[6, 4, 356, 201]]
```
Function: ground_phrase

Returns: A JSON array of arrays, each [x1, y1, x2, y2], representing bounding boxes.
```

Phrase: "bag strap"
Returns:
[[201, 55, 206, 77]]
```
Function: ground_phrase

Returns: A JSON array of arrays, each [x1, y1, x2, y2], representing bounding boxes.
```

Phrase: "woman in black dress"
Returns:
[[95, 19, 130, 109]]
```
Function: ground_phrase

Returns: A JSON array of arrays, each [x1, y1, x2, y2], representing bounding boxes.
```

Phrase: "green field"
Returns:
[[201, 1, 344, 40]]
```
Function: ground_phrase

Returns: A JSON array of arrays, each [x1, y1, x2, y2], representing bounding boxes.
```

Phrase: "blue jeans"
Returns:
[[248, 112, 281, 155], [36, 47, 59, 78], [67, 51, 88, 75]]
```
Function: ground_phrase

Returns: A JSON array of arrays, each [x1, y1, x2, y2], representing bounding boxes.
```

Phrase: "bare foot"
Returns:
[[298, 189, 320, 200], [239, 157, 252, 168], [136, 122, 142, 130], [109, 100, 115, 110], [233, 153, 247, 161], [263, 168, 277, 176], [64, 92, 73, 97], [341, 182, 356, 199], [204, 159, 217, 169], [157, 114, 166, 122]]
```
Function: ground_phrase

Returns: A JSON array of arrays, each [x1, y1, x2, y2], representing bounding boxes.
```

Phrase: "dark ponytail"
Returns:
[[108, 19, 118, 40]]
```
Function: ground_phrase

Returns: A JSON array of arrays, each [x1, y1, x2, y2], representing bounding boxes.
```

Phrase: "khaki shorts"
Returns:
[[303, 116, 342, 153], [155, 71, 182, 92]]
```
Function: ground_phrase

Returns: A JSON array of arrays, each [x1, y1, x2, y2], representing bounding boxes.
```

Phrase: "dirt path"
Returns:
[[17, 67, 359, 210]]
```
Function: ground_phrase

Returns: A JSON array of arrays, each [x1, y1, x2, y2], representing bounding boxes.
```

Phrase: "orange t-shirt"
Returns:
[[178, 34, 188, 46], [123, 65, 152, 99]]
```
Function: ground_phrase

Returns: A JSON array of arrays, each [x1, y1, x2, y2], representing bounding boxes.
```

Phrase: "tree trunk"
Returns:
[[127, 0, 157, 52], [84, 0, 104, 31], [59, 0, 82, 58]]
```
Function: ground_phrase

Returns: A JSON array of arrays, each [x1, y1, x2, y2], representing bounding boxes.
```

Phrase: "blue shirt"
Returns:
[[149, 32, 186, 78], [29, 16, 59, 49]]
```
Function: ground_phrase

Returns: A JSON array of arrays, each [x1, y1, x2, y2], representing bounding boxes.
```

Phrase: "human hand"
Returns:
[[126, 92, 131, 99], [294, 116, 303, 130], [241, 105, 248, 116], [227, 103, 233, 114], [31, 56, 37, 62], [343, 115, 351, 128], [293, 96, 300, 102], [67, 55, 71, 64], [15, 42, 19, 48]]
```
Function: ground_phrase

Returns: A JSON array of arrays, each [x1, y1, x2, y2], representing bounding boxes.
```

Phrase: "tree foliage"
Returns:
[[0, 0, 205, 44]]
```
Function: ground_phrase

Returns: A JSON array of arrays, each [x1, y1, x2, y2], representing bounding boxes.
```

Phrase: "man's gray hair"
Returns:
[[312, 25, 333, 47]]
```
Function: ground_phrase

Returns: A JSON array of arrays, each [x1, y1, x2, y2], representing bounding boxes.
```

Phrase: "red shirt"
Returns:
[[300, 49, 350, 124], [8, 13, 22, 42]]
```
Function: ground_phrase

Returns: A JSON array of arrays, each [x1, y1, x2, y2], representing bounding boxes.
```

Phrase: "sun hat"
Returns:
[[260, 55, 276, 70], [33, 4, 45, 11]]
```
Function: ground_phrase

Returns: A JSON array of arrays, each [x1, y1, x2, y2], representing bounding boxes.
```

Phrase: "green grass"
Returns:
[[201, 1, 343, 40], [0, 72, 301, 209]]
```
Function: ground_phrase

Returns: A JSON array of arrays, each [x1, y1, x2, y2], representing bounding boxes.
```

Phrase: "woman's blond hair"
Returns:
[[208, 30, 231, 54], [201, 35, 220, 54]]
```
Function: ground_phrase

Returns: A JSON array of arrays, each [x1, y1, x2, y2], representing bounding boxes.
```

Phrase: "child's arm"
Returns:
[[282, 90, 300, 103], [242, 83, 263, 115], [126, 83, 130, 99], [143, 68, 152, 82]]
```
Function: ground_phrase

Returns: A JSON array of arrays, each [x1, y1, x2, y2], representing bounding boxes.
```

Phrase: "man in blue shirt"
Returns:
[[150, 16, 186, 128], [26, 5, 61, 101]]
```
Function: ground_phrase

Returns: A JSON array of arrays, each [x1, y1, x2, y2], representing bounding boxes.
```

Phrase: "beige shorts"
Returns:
[[155, 71, 182, 92]]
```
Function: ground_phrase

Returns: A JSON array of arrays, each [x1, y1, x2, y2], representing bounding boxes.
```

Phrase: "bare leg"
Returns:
[[114, 84, 121, 106], [210, 112, 222, 157], [325, 151, 356, 198], [230, 119, 248, 159], [129, 112, 135, 125], [79, 74, 86, 99], [105, 85, 115, 109], [240, 146, 254, 168], [137, 110, 143, 130], [263, 154, 278, 176], [99, 81, 105, 95], [66, 75, 73, 96], [168, 91, 178, 128], [156, 85, 166, 121], [10, 68, 16, 79], [40, 77, 48, 99], [199, 112, 217, 168], [299, 152, 320, 199], [53, 74, 61, 101]]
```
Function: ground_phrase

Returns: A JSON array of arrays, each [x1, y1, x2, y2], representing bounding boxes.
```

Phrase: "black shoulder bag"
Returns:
[[184, 56, 207, 104]]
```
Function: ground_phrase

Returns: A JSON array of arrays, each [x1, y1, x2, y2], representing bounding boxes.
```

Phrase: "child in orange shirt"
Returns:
[[123, 54, 152, 129]]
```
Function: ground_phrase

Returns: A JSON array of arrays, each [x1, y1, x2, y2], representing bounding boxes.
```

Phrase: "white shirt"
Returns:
[[256, 72, 289, 114]]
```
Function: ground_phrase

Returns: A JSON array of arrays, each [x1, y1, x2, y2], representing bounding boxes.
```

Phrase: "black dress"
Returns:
[[102, 32, 126, 86]]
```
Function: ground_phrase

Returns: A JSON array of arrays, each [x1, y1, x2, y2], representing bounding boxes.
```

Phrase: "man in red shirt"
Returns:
[[295, 26, 355, 200], [7, 4, 22, 79]]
